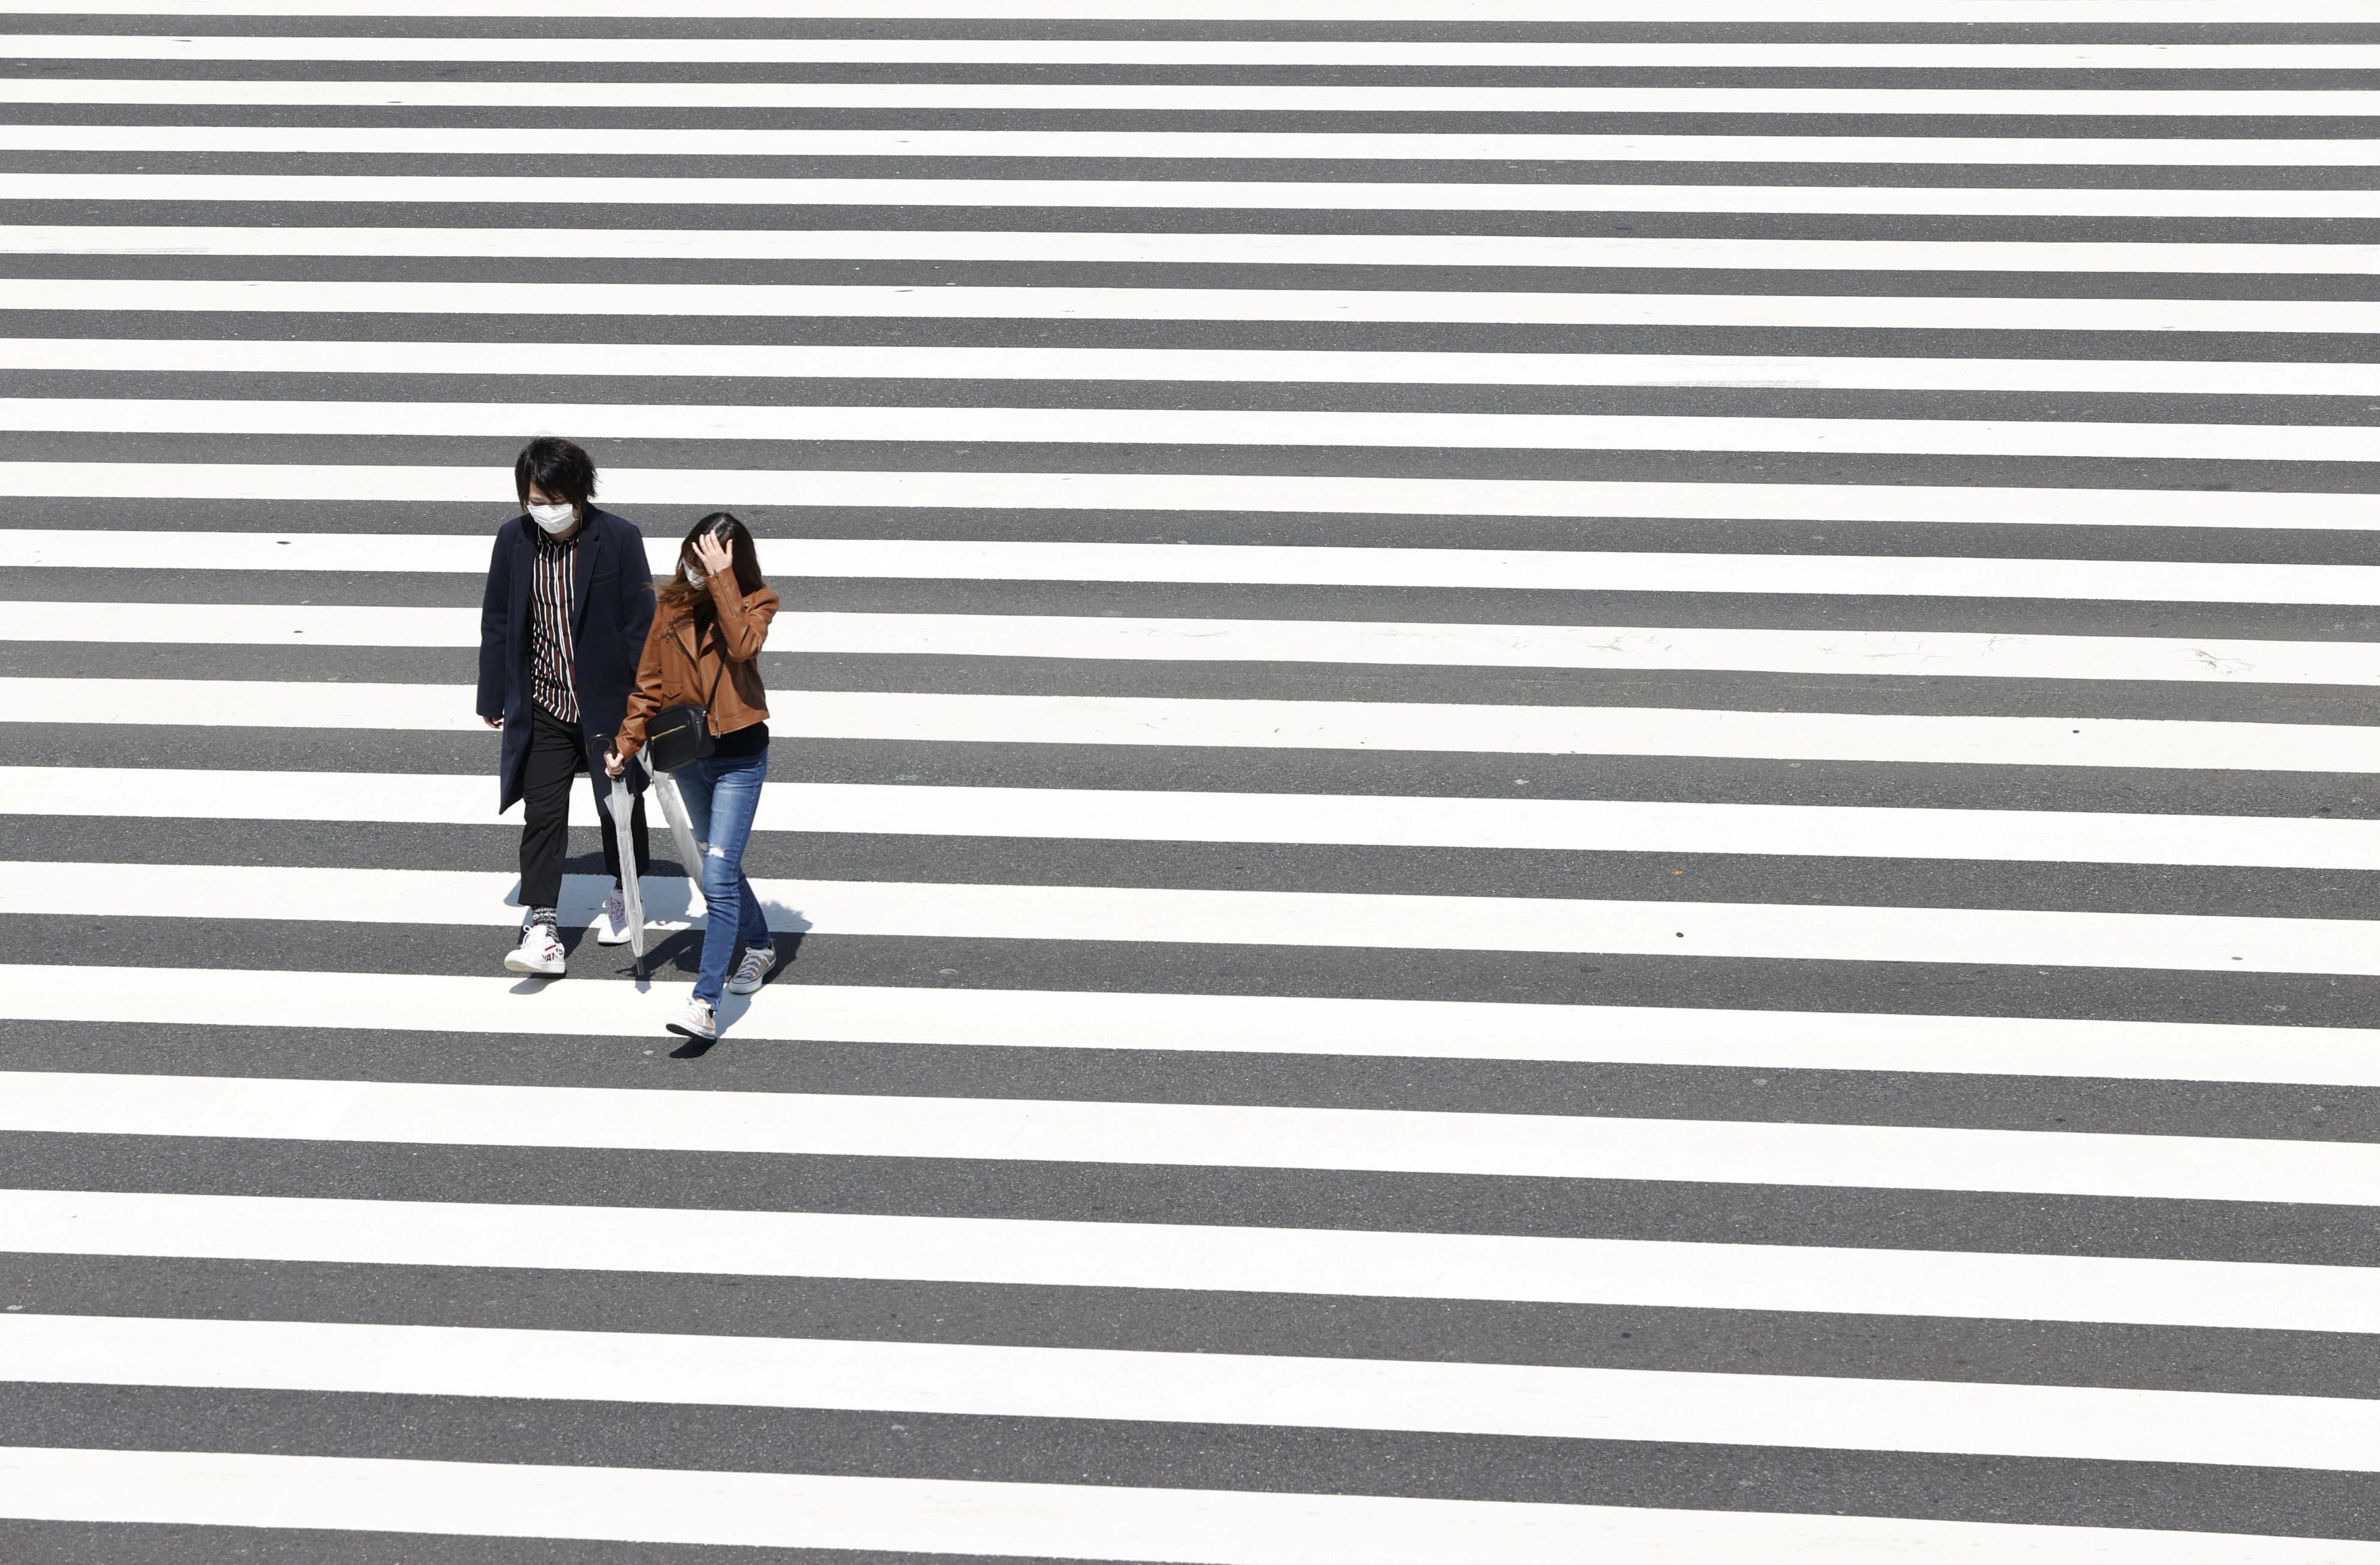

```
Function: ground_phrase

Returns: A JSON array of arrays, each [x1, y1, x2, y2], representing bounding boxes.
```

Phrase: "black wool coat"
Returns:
[[476, 507, 657, 811]]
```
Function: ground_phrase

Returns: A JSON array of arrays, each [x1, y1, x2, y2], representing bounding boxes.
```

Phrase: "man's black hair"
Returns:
[[514, 436, 597, 511]]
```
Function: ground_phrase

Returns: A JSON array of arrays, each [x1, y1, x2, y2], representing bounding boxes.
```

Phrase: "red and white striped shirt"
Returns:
[[527, 529, 579, 723]]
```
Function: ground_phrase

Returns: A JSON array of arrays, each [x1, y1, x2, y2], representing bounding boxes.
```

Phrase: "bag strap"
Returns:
[[674, 621, 731, 715]]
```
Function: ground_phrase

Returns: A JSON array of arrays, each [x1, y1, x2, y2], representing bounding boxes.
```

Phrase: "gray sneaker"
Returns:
[[726, 944, 774, 996], [665, 998, 717, 1042]]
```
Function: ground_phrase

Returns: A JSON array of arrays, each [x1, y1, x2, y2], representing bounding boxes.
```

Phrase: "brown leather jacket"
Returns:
[[614, 579, 779, 761]]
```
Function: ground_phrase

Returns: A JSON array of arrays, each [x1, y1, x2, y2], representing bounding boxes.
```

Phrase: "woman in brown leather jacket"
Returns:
[[606, 513, 780, 1042]]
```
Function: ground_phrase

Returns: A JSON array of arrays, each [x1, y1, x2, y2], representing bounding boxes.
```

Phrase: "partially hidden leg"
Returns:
[[507, 706, 578, 975], [691, 753, 768, 1007]]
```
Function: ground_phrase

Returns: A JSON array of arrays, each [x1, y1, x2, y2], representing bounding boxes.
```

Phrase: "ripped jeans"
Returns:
[[674, 746, 771, 1004]]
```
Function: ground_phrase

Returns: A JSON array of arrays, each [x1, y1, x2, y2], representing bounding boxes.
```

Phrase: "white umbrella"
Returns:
[[606, 774, 649, 979], [641, 753, 709, 882]]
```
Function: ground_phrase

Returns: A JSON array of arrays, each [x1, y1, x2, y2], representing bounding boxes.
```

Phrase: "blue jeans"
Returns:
[[674, 748, 771, 1004]]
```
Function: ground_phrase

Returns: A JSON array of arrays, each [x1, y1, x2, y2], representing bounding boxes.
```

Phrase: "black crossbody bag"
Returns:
[[643, 629, 728, 773]]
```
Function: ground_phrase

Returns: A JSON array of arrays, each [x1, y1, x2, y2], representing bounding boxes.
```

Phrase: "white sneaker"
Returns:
[[504, 921, 566, 976], [666, 998, 717, 1042], [594, 892, 636, 947], [726, 944, 773, 996]]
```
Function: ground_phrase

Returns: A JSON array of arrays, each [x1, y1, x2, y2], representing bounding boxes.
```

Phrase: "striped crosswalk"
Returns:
[[5, 2, 2380, 1560]]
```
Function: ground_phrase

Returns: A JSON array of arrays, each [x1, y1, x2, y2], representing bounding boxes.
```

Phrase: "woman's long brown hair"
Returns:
[[656, 511, 767, 639]]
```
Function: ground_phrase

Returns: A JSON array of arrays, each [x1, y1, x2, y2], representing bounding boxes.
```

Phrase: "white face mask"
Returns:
[[527, 500, 577, 533], [684, 566, 707, 587]]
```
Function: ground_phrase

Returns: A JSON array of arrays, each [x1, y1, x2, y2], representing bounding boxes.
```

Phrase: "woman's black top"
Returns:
[[711, 721, 770, 759]]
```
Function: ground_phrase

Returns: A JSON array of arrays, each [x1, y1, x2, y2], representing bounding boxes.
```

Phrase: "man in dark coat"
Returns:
[[476, 437, 656, 976]]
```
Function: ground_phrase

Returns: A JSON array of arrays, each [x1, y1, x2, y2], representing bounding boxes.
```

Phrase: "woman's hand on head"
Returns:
[[690, 532, 734, 579]]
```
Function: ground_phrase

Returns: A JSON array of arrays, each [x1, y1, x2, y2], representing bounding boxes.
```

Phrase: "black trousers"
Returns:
[[520, 702, 649, 911]]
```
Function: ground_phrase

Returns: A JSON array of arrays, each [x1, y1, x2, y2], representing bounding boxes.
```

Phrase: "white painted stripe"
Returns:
[[5, 36, 2378, 68], [13, 1185, 2378, 1331], [12, 860, 2380, 979], [29, 224, 2380, 276], [14, 767, 2380, 872], [783, 615, 2380, 685], [13, 80, 2380, 115], [0, 599, 484, 647], [16, 172, 2378, 220], [700, 543, 2380, 605], [22, 225, 2380, 276], [3, 462, 2369, 532], [10, 1311, 2380, 1471], [0, 528, 501, 572], [14, 278, 2372, 333], [13, 678, 2375, 774], [749, 691, 2380, 771], [19, 1, 2375, 22], [0, 677, 488, 732], [10, 603, 2373, 686], [13, 124, 2380, 166], [8, 1064, 2379, 1201], [12, 398, 2375, 463], [14, 339, 2380, 398], [19, 530, 2380, 607], [2, 1448, 2361, 1565], [11, 962, 2380, 1087]]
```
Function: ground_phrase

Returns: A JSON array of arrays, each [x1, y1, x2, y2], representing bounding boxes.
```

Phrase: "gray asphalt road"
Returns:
[[4, 4, 2380, 1560]]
